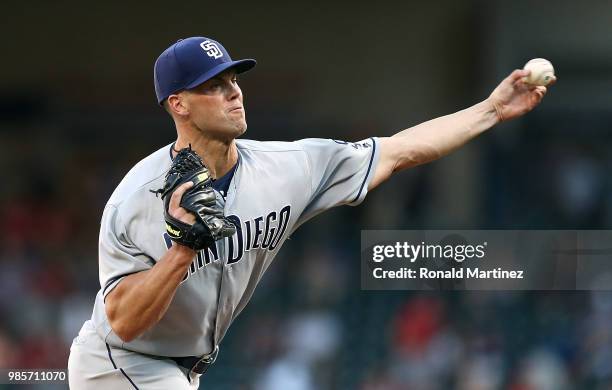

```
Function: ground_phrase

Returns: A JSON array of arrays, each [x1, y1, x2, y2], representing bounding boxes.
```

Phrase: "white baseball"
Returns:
[[523, 58, 555, 86]]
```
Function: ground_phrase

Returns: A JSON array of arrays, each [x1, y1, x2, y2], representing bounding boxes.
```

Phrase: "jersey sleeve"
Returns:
[[98, 204, 153, 299], [295, 137, 380, 226]]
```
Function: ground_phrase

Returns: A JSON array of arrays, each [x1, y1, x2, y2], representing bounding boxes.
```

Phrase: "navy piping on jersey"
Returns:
[[134, 252, 157, 266], [103, 271, 139, 296], [106, 343, 140, 389], [352, 137, 376, 203]]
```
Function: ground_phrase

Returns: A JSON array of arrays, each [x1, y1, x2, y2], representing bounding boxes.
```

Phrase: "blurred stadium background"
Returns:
[[2, 1, 612, 389]]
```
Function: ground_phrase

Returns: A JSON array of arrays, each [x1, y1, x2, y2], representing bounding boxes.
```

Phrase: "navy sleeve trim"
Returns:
[[102, 254, 155, 297], [106, 343, 140, 389], [102, 271, 139, 296], [134, 252, 157, 266], [351, 137, 376, 203]]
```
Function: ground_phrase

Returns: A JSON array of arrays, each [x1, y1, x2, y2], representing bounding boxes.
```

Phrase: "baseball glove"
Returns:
[[152, 146, 236, 250]]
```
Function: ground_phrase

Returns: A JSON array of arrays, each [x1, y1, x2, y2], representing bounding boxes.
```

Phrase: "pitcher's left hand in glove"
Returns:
[[153, 146, 236, 251]]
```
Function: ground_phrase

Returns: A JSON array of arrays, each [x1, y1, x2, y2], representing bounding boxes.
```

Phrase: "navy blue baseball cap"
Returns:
[[154, 37, 256, 104]]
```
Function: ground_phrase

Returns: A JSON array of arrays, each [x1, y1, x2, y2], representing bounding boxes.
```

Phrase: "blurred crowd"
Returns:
[[2, 105, 612, 390]]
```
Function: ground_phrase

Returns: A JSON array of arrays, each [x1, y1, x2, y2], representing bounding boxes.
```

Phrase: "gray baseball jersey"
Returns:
[[90, 137, 380, 357]]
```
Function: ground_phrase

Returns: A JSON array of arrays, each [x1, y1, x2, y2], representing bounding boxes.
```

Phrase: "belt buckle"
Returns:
[[192, 345, 219, 374]]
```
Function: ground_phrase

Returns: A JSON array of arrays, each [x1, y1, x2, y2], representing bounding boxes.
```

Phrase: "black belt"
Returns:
[[169, 346, 219, 375]]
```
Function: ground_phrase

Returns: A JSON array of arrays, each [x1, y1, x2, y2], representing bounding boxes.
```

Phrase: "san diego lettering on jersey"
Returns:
[[163, 205, 292, 282]]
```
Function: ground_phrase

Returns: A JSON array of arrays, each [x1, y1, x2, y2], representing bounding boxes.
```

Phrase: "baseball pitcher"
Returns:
[[67, 36, 553, 389]]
